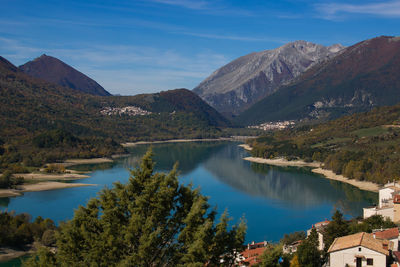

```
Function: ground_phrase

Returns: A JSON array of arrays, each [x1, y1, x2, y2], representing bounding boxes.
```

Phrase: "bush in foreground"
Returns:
[[26, 149, 246, 266]]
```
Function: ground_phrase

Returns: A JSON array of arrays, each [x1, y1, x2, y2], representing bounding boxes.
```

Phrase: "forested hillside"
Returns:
[[248, 103, 400, 184], [0, 56, 232, 172]]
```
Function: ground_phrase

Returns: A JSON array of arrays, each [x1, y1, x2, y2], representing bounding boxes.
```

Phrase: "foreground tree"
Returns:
[[26, 149, 246, 266], [349, 214, 396, 234], [259, 244, 290, 267], [297, 227, 321, 267], [322, 210, 349, 255]]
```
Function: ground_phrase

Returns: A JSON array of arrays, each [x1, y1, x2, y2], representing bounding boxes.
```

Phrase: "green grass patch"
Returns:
[[351, 126, 388, 137], [311, 137, 352, 148]]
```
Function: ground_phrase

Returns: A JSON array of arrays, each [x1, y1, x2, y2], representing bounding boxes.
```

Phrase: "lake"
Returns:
[[0, 141, 377, 244]]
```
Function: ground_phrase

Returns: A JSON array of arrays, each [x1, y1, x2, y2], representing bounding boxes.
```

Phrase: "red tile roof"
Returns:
[[242, 247, 266, 259], [374, 227, 399, 240], [328, 232, 390, 256], [241, 247, 267, 266], [314, 219, 330, 227]]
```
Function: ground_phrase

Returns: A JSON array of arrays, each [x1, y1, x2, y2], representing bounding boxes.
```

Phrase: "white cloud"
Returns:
[[147, 0, 254, 16], [149, 0, 210, 10], [0, 38, 230, 95], [316, 0, 400, 19], [176, 31, 288, 43]]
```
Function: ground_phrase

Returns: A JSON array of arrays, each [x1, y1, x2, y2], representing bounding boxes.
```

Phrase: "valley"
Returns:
[[2, 32, 400, 267]]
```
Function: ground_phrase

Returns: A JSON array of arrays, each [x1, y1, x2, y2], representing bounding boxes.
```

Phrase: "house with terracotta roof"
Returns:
[[240, 246, 267, 266], [328, 232, 393, 267], [373, 227, 400, 251], [307, 219, 330, 251], [237, 241, 268, 266]]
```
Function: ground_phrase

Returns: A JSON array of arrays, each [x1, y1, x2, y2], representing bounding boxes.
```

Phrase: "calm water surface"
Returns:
[[0, 141, 377, 243]]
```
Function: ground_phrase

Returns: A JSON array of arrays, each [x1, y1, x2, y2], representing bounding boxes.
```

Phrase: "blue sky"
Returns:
[[1, 0, 400, 95]]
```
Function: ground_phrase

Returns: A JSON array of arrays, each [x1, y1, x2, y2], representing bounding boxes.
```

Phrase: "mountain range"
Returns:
[[235, 36, 400, 125], [193, 41, 343, 116], [19, 54, 111, 96], [0, 55, 229, 145], [3, 35, 400, 136], [2, 35, 400, 170]]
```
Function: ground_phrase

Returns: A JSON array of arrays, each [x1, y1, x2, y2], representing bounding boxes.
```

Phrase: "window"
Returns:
[[358, 247, 361, 251], [367, 258, 373, 265]]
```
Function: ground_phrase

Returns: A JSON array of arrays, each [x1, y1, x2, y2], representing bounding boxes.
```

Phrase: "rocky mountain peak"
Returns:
[[235, 36, 400, 125], [193, 41, 343, 116]]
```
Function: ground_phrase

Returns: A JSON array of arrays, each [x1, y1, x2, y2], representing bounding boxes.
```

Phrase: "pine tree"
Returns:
[[25, 149, 246, 266], [297, 227, 321, 267], [260, 244, 290, 267], [322, 210, 349, 255]]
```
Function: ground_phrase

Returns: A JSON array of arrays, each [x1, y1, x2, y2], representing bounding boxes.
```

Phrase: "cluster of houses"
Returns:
[[235, 182, 400, 266], [235, 241, 270, 266], [237, 225, 400, 266], [100, 106, 152, 116], [247, 120, 295, 131]]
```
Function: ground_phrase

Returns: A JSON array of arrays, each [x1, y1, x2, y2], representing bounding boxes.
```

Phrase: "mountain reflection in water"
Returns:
[[201, 144, 376, 217], [0, 141, 377, 242]]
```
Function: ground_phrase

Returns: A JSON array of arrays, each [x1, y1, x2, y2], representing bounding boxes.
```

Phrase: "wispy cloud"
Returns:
[[147, 0, 254, 16], [0, 15, 185, 33], [149, 0, 210, 10], [176, 31, 289, 43], [0, 38, 230, 95], [316, 0, 400, 19]]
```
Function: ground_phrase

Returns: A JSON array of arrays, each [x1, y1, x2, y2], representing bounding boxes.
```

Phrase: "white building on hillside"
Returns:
[[307, 219, 330, 251], [328, 232, 392, 267], [363, 181, 400, 222]]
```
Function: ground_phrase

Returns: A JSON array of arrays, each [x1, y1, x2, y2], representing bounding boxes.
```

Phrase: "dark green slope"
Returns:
[[236, 36, 400, 125], [249, 103, 400, 184], [0, 56, 229, 140], [159, 89, 231, 127], [0, 56, 231, 170]]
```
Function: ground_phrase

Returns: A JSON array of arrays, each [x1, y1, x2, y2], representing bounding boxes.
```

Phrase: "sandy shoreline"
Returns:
[[62, 157, 114, 167], [122, 138, 234, 147], [243, 156, 379, 192], [122, 136, 256, 147], [243, 156, 321, 168], [238, 144, 253, 151], [311, 168, 379, 192], [240, 145, 380, 192], [0, 182, 96, 198], [0, 157, 112, 198], [17, 172, 90, 181]]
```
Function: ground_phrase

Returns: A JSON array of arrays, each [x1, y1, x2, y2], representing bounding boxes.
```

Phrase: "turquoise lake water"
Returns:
[[0, 141, 377, 245]]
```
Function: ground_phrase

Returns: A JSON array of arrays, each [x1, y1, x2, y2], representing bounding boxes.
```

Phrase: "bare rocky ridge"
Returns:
[[19, 54, 111, 96], [193, 41, 343, 116], [235, 36, 400, 125]]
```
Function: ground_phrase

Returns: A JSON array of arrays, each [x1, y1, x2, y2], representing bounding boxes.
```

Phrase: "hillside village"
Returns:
[[237, 181, 400, 267], [248, 121, 295, 131], [239, 223, 400, 266], [100, 106, 152, 116]]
